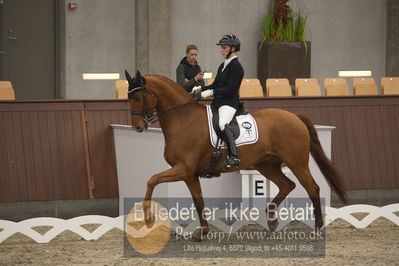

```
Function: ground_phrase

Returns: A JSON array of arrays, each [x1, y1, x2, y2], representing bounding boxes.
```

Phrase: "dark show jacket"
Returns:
[[202, 57, 244, 110], [176, 57, 205, 92]]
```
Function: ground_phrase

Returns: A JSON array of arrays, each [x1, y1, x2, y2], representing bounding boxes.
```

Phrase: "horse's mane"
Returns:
[[145, 75, 191, 100]]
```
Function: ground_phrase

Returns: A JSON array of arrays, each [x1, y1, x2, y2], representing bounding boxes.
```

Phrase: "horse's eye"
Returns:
[[134, 96, 141, 102]]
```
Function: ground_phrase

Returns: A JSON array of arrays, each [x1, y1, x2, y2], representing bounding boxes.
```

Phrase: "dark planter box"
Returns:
[[257, 41, 311, 94]]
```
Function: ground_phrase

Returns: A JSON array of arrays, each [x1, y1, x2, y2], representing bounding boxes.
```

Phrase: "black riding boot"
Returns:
[[223, 123, 240, 169]]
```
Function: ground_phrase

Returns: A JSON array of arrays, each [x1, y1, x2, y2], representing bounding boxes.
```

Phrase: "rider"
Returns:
[[192, 34, 244, 169]]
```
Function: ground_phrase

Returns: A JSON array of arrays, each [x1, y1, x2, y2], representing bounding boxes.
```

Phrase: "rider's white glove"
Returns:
[[191, 86, 202, 94], [201, 90, 214, 98]]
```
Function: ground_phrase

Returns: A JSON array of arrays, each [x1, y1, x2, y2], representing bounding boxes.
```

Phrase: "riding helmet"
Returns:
[[216, 34, 240, 52]]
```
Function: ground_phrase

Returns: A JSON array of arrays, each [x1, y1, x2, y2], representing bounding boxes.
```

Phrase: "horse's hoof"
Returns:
[[191, 228, 207, 242], [268, 219, 279, 232], [145, 216, 155, 228]]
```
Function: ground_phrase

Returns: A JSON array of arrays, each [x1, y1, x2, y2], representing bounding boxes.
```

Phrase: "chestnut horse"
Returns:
[[125, 70, 347, 240]]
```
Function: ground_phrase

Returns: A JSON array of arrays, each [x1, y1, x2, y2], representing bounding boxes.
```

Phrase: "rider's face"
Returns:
[[220, 45, 235, 59]]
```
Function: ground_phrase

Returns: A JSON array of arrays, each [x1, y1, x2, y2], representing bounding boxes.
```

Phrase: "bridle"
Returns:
[[128, 86, 158, 124], [128, 86, 197, 125]]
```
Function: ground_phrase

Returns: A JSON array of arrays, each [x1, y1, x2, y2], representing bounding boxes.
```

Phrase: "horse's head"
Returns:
[[125, 70, 158, 132]]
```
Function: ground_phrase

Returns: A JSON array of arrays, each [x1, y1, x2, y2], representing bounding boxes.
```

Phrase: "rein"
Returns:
[[128, 86, 197, 125]]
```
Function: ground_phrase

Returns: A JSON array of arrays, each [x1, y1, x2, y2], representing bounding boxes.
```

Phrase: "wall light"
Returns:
[[338, 70, 372, 77], [82, 73, 120, 80]]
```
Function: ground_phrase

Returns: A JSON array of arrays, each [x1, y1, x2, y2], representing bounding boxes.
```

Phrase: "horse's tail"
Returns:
[[296, 114, 348, 204]]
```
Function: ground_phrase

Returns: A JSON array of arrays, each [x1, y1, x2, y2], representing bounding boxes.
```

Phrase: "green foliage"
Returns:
[[261, 2, 307, 43]]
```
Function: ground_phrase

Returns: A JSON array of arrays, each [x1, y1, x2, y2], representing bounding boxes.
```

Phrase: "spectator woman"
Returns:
[[176, 43, 205, 93]]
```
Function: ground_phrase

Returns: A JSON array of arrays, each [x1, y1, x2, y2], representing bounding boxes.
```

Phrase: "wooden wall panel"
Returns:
[[379, 105, 399, 188], [10, 112, 28, 201], [1, 97, 399, 203], [46, 111, 62, 199], [239, 96, 399, 190], [52, 110, 89, 200], [85, 101, 130, 199], [0, 102, 88, 202], [0, 112, 13, 202]]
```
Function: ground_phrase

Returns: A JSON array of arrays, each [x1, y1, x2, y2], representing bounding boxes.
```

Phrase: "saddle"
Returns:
[[200, 103, 249, 179], [211, 102, 248, 141]]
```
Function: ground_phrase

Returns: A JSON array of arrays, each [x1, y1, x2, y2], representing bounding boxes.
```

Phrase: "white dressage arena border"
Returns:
[[0, 204, 398, 244]]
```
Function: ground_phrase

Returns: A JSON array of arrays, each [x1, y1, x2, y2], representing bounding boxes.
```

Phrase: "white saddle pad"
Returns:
[[206, 105, 259, 148]]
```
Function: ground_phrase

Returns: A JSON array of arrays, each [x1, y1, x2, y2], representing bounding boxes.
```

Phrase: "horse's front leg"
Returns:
[[184, 177, 209, 242], [143, 164, 187, 227]]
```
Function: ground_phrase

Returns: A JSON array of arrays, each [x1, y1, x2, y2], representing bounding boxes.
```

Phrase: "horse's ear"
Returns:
[[125, 70, 132, 83], [135, 70, 146, 86]]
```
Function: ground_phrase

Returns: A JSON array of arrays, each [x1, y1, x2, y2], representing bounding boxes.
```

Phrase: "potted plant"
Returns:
[[258, 0, 310, 94]]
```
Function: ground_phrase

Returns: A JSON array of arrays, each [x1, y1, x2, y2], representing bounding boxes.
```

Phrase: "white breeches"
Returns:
[[218, 105, 237, 131]]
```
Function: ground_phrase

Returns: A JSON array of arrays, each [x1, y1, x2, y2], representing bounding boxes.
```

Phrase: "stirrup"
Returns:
[[224, 156, 240, 169]]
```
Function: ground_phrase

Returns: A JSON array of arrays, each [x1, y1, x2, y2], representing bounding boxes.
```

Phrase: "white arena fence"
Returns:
[[0, 204, 398, 244]]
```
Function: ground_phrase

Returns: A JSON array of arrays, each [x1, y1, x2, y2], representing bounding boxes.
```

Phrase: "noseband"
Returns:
[[128, 86, 197, 125]]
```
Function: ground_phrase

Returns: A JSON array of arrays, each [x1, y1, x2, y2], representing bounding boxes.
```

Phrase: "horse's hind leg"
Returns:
[[254, 160, 296, 231], [288, 164, 324, 230]]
